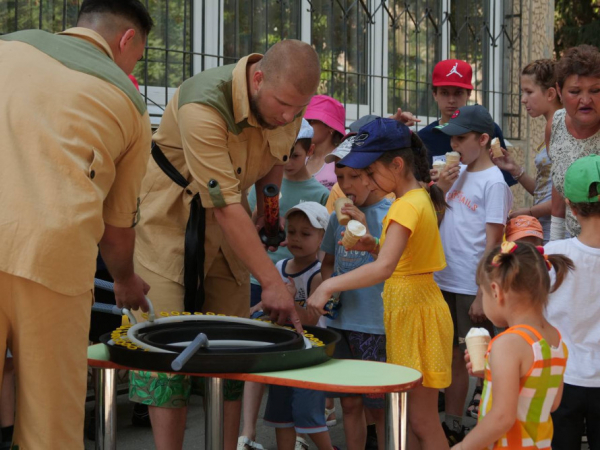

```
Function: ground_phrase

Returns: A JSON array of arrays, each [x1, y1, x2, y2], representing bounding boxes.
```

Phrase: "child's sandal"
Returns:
[[466, 388, 482, 419]]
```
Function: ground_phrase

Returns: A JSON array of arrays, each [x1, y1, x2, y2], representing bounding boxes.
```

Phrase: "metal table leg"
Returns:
[[400, 392, 408, 450], [205, 377, 224, 450], [385, 392, 399, 449], [385, 391, 409, 450], [94, 367, 117, 450]]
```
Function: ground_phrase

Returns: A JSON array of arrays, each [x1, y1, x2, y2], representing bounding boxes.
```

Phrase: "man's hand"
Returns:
[[389, 107, 421, 127], [261, 281, 303, 333], [469, 293, 486, 323], [113, 273, 150, 312]]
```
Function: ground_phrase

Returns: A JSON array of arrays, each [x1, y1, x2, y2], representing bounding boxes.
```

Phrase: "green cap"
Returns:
[[564, 155, 600, 203]]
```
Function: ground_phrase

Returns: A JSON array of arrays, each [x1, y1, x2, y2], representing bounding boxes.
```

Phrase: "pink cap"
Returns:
[[304, 95, 346, 136]]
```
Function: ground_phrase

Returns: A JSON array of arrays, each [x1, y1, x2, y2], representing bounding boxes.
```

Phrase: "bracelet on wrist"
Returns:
[[370, 237, 380, 255], [513, 166, 525, 181]]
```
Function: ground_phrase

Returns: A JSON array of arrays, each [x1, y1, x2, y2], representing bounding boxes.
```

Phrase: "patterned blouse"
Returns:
[[478, 325, 568, 449], [549, 108, 600, 237]]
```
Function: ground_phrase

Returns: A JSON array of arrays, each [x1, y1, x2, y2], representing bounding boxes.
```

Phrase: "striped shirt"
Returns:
[[479, 325, 568, 449]]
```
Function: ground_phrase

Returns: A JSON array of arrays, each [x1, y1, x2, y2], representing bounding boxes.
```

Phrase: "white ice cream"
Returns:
[[346, 220, 366, 236], [433, 160, 446, 169], [491, 137, 500, 147], [466, 327, 491, 338]]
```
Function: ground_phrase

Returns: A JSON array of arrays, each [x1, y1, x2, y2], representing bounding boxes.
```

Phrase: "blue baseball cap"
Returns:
[[339, 118, 413, 169]]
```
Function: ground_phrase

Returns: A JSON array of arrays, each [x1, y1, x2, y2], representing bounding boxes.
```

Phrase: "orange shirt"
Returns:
[[0, 28, 152, 295]]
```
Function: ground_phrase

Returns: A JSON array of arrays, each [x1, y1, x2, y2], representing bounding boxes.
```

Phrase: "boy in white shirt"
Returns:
[[545, 154, 600, 449], [434, 105, 513, 442]]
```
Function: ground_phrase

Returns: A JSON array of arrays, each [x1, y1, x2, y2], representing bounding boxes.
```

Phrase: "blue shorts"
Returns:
[[327, 328, 386, 409], [264, 385, 327, 434], [250, 283, 262, 308]]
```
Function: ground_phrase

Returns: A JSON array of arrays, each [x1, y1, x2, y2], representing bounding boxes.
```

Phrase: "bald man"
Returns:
[[130, 41, 320, 449], [0, 0, 153, 448]]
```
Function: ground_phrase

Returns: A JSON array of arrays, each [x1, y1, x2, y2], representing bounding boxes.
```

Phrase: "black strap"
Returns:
[[151, 143, 206, 313]]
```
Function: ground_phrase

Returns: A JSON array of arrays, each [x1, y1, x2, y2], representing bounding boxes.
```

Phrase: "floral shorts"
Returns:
[[129, 371, 244, 408]]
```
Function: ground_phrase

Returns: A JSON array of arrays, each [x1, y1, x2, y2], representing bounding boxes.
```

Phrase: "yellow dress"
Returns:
[[380, 189, 453, 389]]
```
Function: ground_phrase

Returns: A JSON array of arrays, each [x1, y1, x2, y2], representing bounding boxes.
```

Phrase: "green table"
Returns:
[[88, 344, 422, 449]]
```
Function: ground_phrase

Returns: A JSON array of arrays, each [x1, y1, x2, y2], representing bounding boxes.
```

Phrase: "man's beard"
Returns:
[[249, 92, 277, 130]]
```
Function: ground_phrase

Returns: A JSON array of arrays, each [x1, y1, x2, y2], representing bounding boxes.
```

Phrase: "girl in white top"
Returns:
[[491, 59, 562, 243]]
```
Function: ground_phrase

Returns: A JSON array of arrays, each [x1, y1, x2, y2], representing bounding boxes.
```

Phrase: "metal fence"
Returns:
[[0, 0, 523, 139]]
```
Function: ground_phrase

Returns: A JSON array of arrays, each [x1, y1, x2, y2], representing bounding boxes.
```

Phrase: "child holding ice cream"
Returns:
[[308, 118, 453, 448], [453, 241, 572, 450]]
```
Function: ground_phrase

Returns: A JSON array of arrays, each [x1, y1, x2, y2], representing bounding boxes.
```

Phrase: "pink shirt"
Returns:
[[314, 161, 337, 191]]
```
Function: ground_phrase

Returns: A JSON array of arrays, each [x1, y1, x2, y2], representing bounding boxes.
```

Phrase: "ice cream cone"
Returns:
[[334, 198, 353, 226], [341, 220, 366, 248], [466, 335, 491, 375], [433, 160, 446, 173], [445, 151, 460, 165], [491, 138, 503, 158]]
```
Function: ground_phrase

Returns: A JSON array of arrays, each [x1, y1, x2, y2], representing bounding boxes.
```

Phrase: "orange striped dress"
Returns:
[[478, 325, 568, 449]]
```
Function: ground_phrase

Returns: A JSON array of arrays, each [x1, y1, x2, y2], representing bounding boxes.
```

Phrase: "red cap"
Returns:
[[432, 59, 473, 90], [128, 74, 140, 91]]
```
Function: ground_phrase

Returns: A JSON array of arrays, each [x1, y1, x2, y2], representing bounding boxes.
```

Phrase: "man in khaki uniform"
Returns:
[[0, 1, 153, 448], [132, 41, 321, 449]]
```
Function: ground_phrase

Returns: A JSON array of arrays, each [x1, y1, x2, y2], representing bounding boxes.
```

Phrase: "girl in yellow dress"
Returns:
[[308, 117, 453, 448]]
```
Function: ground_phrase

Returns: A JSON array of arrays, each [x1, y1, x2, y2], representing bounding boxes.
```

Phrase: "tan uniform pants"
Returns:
[[0, 271, 91, 450], [134, 248, 250, 318]]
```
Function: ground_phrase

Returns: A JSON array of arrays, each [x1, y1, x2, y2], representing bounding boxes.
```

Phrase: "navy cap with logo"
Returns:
[[433, 104, 495, 137], [339, 117, 413, 169]]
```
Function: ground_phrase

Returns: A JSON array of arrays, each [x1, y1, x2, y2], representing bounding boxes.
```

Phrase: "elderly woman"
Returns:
[[548, 45, 600, 240]]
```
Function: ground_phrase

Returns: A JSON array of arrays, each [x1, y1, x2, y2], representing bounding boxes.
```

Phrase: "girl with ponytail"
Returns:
[[454, 241, 573, 450], [308, 118, 453, 448]]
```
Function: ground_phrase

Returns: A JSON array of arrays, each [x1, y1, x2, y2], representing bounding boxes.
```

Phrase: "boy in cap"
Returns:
[[263, 202, 339, 450], [418, 59, 516, 186], [242, 119, 329, 449], [545, 155, 600, 449], [434, 104, 513, 442], [321, 133, 391, 448]]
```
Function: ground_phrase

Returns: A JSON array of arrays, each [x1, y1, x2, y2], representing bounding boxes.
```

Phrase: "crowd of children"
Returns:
[[236, 50, 600, 450]]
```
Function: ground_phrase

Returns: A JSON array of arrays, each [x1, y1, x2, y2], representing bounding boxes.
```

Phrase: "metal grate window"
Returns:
[[1, 0, 523, 139]]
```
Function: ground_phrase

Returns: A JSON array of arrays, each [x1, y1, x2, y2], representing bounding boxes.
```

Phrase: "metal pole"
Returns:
[[385, 392, 400, 450], [205, 377, 224, 449], [400, 392, 408, 450], [94, 368, 117, 450]]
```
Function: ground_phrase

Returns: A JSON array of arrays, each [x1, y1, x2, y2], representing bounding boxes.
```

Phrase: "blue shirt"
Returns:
[[418, 120, 517, 187], [320, 198, 391, 334]]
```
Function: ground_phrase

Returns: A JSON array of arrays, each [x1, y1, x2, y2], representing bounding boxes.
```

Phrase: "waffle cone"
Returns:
[[466, 335, 491, 375]]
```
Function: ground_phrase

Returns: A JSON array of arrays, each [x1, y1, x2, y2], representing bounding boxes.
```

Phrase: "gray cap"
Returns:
[[349, 114, 380, 133], [285, 202, 330, 230], [433, 104, 495, 137]]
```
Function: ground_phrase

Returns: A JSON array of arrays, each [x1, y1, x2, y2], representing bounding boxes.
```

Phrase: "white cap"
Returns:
[[285, 201, 329, 230], [324, 135, 356, 164], [297, 118, 314, 141]]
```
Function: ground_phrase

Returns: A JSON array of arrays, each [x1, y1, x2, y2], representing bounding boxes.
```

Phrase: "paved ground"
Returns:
[[84, 393, 348, 449], [83, 393, 589, 449]]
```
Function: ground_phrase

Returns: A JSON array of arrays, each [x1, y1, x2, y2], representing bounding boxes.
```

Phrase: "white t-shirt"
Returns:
[[435, 165, 513, 295], [545, 237, 600, 387]]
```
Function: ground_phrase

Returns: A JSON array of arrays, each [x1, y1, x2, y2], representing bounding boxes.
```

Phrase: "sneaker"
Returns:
[[325, 407, 337, 427], [131, 403, 152, 428], [442, 422, 465, 445], [295, 436, 309, 450], [237, 436, 265, 450]]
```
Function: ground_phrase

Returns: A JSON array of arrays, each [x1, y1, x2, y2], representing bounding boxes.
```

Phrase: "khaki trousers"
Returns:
[[0, 271, 91, 450]]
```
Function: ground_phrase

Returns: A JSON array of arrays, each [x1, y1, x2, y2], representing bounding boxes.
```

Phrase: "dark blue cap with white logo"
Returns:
[[339, 118, 413, 169]]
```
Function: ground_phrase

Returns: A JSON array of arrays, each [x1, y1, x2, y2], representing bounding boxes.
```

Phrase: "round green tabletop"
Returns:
[[88, 344, 422, 394]]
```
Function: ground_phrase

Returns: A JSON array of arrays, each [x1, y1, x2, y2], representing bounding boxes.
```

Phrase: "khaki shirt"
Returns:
[[135, 55, 302, 285], [0, 28, 152, 295]]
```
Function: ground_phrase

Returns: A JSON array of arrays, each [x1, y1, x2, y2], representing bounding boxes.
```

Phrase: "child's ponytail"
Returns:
[[477, 241, 574, 308], [547, 253, 575, 293], [410, 132, 448, 212]]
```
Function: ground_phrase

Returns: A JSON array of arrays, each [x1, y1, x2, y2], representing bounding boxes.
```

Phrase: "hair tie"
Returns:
[[491, 241, 518, 266], [536, 246, 553, 271], [428, 180, 435, 188]]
